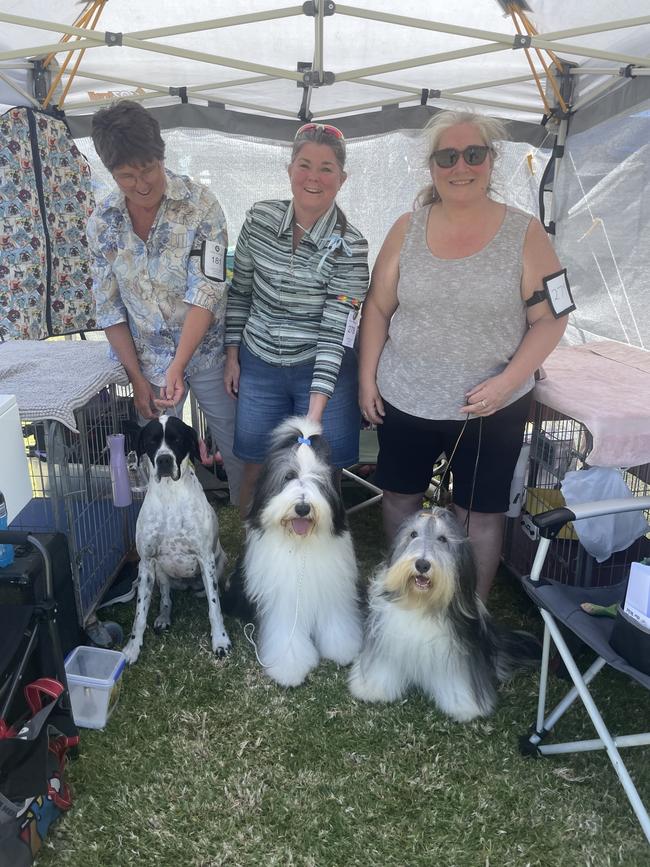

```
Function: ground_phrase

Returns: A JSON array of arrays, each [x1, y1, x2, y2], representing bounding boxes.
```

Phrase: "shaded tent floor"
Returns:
[[38, 505, 650, 867]]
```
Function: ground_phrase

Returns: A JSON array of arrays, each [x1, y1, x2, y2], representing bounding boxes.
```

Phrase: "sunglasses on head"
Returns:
[[432, 145, 492, 168], [295, 122, 345, 141]]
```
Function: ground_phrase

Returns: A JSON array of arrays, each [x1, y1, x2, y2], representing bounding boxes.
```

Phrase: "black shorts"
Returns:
[[375, 393, 532, 513]]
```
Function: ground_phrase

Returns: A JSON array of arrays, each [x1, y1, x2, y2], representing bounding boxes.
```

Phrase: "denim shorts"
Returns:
[[234, 343, 361, 467]]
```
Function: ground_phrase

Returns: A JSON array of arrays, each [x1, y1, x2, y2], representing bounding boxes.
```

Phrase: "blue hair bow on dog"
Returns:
[[297, 436, 312, 446]]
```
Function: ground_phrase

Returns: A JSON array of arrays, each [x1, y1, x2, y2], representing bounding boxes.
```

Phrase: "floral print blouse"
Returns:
[[87, 170, 228, 386]]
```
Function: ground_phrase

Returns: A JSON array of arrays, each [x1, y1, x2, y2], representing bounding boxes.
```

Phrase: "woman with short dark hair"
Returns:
[[87, 100, 243, 504]]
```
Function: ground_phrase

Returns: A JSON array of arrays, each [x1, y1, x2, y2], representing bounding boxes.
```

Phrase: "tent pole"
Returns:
[[312, 91, 543, 117], [127, 8, 304, 41], [63, 91, 298, 117], [539, 117, 568, 238]]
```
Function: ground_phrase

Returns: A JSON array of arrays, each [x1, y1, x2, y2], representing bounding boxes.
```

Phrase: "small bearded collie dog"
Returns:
[[349, 508, 540, 721], [226, 417, 362, 687]]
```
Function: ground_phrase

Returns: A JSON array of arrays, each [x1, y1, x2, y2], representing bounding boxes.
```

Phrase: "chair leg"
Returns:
[[538, 610, 650, 844], [531, 624, 607, 744], [535, 622, 551, 734], [341, 468, 383, 515]]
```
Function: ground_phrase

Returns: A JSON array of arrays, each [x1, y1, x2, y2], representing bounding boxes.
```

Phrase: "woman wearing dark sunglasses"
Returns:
[[359, 109, 568, 601], [224, 123, 370, 515]]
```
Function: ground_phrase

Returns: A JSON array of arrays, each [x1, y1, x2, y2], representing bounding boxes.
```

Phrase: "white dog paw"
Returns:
[[266, 665, 309, 688], [212, 633, 231, 659], [321, 635, 363, 667], [153, 615, 171, 634], [348, 664, 396, 703], [122, 640, 141, 665]]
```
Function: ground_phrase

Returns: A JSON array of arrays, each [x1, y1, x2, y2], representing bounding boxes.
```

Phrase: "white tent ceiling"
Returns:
[[1, 1, 650, 130], [1, 1, 649, 349]]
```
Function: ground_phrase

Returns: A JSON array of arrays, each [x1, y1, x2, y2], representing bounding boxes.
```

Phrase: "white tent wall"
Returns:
[[74, 124, 552, 273], [555, 101, 650, 349]]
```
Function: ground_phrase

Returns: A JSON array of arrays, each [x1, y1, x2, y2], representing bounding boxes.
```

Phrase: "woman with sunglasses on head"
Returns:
[[224, 123, 370, 515], [359, 109, 569, 601]]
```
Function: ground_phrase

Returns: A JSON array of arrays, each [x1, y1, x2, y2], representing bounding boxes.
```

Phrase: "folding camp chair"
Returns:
[[519, 495, 650, 844], [342, 428, 383, 515], [342, 427, 451, 516]]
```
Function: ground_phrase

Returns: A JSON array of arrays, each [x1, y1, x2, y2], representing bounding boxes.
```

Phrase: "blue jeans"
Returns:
[[233, 343, 361, 467]]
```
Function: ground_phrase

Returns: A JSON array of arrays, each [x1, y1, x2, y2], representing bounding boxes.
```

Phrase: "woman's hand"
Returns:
[[307, 392, 328, 424], [460, 373, 516, 417], [359, 379, 385, 425], [224, 352, 240, 399], [133, 378, 158, 420], [154, 362, 186, 410]]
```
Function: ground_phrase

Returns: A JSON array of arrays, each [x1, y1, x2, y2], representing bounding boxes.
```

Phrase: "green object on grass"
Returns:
[[580, 601, 619, 618]]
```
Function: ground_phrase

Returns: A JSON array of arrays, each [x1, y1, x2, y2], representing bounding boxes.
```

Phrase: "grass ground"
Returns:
[[38, 503, 649, 867]]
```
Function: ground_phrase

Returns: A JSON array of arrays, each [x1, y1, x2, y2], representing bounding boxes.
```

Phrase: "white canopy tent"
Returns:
[[1, 0, 649, 347]]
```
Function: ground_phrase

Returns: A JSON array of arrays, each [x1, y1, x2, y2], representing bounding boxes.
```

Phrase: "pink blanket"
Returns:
[[534, 341, 650, 468]]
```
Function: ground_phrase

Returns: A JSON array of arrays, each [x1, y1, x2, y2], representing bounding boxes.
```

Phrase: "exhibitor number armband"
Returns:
[[525, 268, 576, 319], [189, 241, 226, 282]]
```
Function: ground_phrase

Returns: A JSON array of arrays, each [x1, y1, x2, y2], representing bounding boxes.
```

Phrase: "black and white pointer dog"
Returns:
[[122, 415, 230, 665], [226, 417, 362, 687], [349, 508, 539, 721]]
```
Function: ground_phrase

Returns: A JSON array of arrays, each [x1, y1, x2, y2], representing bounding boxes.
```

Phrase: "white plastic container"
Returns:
[[65, 646, 126, 729]]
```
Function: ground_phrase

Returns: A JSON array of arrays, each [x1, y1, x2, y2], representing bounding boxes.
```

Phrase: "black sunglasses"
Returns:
[[432, 145, 492, 168]]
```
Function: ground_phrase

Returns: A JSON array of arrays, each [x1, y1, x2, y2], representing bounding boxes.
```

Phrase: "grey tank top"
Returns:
[[376, 204, 534, 420]]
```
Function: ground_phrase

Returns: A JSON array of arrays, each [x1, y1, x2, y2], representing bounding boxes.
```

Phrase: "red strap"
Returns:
[[49, 777, 74, 811], [0, 719, 16, 739], [24, 678, 64, 715], [47, 734, 77, 810], [49, 734, 78, 761]]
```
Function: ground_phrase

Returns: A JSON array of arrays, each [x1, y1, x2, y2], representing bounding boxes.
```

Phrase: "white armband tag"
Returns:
[[342, 309, 360, 348], [201, 241, 226, 282], [542, 268, 575, 319]]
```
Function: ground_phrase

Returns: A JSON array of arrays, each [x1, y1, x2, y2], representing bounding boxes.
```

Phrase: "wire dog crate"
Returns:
[[11, 384, 142, 625], [503, 402, 650, 587]]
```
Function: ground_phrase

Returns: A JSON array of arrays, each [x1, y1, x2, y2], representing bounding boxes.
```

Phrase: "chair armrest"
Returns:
[[532, 496, 650, 538]]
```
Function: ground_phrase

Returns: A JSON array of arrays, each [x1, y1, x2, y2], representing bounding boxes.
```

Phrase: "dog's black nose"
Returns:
[[295, 502, 311, 517], [415, 558, 430, 574], [156, 454, 174, 477]]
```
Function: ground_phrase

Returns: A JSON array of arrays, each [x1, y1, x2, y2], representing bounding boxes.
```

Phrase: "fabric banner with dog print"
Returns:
[[0, 107, 97, 341]]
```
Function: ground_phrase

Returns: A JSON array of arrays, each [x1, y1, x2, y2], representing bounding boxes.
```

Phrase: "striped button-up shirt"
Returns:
[[87, 170, 227, 386], [225, 199, 369, 397]]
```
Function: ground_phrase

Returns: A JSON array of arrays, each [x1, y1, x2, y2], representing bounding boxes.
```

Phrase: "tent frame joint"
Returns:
[[512, 34, 532, 50], [621, 64, 638, 78], [169, 86, 188, 104], [420, 88, 441, 105], [104, 31, 123, 47], [31, 59, 49, 103], [302, 1, 336, 17], [301, 70, 335, 87]]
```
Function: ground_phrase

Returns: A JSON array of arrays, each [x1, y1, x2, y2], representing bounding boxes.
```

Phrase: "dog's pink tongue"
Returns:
[[291, 518, 312, 536]]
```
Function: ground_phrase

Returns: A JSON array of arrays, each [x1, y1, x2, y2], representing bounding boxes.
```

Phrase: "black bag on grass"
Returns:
[[0, 678, 78, 866]]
